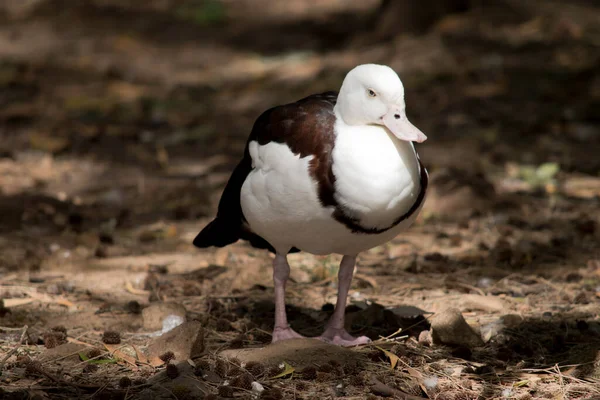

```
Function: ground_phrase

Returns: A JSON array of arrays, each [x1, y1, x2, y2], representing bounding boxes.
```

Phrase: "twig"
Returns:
[[446, 279, 486, 296], [0, 325, 28, 370], [0, 325, 31, 331]]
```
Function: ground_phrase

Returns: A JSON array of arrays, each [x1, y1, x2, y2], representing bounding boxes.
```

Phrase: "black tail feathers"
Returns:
[[192, 218, 240, 249], [193, 217, 298, 254]]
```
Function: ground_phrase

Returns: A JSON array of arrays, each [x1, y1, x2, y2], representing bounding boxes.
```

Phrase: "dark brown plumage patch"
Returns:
[[253, 92, 338, 210]]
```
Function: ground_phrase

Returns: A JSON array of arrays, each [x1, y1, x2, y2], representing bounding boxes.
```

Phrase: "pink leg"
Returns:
[[271, 253, 304, 343], [318, 255, 371, 346]]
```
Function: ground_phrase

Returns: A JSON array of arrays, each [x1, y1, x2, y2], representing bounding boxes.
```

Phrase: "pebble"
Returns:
[[430, 308, 484, 348], [142, 302, 187, 331]]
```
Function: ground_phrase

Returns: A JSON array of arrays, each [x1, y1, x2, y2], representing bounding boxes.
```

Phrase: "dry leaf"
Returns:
[[132, 345, 149, 364], [104, 344, 139, 371], [375, 346, 399, 370]]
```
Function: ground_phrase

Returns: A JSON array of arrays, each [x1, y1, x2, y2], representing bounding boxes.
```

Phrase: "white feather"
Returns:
[[240, 124, 423, 256], [332, 109, 421, 229]]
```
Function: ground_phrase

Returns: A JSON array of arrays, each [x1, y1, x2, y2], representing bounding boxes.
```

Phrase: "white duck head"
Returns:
[[335, 64, 427, 143]]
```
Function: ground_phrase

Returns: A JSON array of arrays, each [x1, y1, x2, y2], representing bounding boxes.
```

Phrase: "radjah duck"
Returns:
[[194, 64, 428, 346]]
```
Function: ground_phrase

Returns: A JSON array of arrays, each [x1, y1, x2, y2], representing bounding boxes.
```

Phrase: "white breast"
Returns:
[[331, 119, 421, 229], [240, 124, 422, 256]]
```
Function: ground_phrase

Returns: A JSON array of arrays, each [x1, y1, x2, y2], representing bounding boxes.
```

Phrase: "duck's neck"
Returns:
[[333, 107, 419, 173]]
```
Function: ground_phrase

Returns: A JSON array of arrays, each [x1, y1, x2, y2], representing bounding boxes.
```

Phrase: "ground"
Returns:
[[1, 0, 600, 399]]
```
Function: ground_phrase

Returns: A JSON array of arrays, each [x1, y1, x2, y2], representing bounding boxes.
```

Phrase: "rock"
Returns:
[[458, 294, 507, 313], [220, 338, 365, 370], [501, 314, 524, 328], [142, 302, 187, 331], [480, 314, 524, 343], [147, 321, 205, 365], [430, 308, 484, 348], [137, 361, 210, 400], [251, 381, 264, 393], [418, 330, 433, 346], [480, 320, 504, 343]]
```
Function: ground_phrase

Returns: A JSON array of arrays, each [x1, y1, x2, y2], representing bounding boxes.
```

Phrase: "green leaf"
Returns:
[[513, 380, 530, 387], [79, 352, 116, 365], [271, 361, 295, 379]]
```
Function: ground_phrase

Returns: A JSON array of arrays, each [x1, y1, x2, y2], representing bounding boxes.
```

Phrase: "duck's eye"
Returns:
[[367, 89, 377, 98]]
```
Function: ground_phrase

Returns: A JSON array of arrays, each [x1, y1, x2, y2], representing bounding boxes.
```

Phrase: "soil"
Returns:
[[1, 1, 600, 399]]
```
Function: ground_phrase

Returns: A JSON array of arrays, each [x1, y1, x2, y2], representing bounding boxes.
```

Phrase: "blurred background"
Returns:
[[0, 0, 600, 396], [0, 0, 598, 245]]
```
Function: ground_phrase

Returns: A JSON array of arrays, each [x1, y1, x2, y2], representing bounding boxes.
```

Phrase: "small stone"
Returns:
[[147, 321, 205, 364], [142, 302, 187, 331], [501, 314, 524, 328], [418, 330, 433, 346], [430, 308, 484, 348], [251, 381, 264, 393]]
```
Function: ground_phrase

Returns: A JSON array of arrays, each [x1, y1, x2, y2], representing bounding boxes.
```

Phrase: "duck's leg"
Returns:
[[272, 253, 304, 342], [318, 255, 371, 346]]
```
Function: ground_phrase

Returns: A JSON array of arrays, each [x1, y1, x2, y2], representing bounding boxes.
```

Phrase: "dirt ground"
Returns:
[[1, 1, 600, 399]]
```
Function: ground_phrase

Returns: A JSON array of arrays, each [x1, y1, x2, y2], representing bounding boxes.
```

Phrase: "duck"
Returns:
[[193, 63, 428, 346]]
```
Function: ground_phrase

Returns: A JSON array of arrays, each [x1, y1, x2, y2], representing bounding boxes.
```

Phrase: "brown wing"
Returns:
[[193, 91, 339, 253]]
